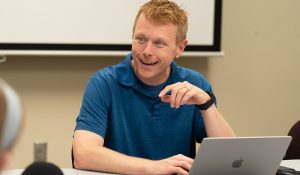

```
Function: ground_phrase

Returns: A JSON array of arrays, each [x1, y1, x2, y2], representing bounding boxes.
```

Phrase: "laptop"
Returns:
[[189, 136, 292, 175]]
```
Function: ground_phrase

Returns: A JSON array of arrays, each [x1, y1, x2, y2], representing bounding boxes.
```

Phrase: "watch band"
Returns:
[[196, 91, 216, 110]]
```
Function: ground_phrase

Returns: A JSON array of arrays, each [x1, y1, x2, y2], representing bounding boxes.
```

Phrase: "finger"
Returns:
[[160, 95, 171, 103], [171, 166, 189, 175], [160, 158, 190, 175], [169, 84, 187, 108], [173, 154, 194, 165], [160, 83, 184, 108], [180, 90, 194, 105], [158, 83, 180, 97], [174, 81, 193, 107], [175, 160, 192, 171], [175, 87, 189, 108]]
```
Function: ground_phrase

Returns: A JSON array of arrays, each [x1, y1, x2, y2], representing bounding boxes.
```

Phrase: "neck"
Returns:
[[142, 67, 171, 86]]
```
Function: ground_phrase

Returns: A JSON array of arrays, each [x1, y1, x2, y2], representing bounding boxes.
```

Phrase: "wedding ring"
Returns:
[[181, 86, 191, 91], [186, 86, 192, 91]]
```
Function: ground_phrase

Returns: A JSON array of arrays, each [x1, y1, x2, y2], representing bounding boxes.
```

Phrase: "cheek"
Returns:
[[131, 47, 140, 60], [132, 43, 142, 53], [158, 51, 176, 63]]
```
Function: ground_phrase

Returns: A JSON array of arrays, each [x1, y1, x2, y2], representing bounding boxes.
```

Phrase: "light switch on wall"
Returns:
[[34, 141, 47, 162]]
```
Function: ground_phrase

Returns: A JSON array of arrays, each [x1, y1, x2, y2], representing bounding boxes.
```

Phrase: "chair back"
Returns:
[[71, 147, 75, 168], [284, 120, 300, 159]]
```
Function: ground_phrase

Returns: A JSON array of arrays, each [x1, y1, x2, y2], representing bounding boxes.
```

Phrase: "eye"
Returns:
[[134, 36, 146, 44], [154, 40, 166, 48]]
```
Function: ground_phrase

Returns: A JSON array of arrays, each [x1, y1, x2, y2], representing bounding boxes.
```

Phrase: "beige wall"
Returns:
[[210, 0, 300, 136], [0, 0, 299, 169]]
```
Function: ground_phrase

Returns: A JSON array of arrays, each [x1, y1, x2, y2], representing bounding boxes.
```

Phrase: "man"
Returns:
[[73, 0, 235, 174]]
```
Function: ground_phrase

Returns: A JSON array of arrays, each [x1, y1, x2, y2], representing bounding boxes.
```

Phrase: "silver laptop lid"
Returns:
[[189, 136, 292, 175]]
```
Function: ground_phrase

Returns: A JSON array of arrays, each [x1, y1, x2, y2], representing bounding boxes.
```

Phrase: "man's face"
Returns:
[[131, 14, 187, 86]]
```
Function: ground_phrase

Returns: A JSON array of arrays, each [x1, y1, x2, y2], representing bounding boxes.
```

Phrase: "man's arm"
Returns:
[[73, 130, 193, 175], [200, 104, 235, 137], [159, 81, 235, 137]]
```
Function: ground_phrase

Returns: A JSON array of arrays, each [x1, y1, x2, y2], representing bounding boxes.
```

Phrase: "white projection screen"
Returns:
[[0, 0, 222, 55]]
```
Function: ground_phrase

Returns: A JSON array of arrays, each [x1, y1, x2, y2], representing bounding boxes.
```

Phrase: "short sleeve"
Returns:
[[75, 76, 111, 138]]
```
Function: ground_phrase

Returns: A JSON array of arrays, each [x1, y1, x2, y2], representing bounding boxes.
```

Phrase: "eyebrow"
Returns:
[[134, 33, 146, 38], [134, 32, 169, 45]]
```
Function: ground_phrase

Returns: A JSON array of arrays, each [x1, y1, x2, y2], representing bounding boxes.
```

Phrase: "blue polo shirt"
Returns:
[[75, 53, 213, 159]]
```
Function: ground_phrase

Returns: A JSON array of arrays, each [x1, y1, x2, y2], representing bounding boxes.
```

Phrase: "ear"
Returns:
[[175, 39, 188, 59]]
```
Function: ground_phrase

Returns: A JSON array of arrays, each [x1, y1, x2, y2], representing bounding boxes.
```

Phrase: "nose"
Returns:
[[142, 42, 154, 57]]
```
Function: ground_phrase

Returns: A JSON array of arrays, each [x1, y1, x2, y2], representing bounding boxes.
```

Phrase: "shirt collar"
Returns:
[[114, 53, 134, 87]]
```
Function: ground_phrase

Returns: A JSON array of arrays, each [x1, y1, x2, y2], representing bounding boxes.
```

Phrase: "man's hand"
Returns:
[[159, 81, 210, 108], [148, 154, 193, 175]]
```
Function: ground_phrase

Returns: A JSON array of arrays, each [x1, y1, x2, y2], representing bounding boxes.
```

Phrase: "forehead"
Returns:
[[134, 14, 178, 41]]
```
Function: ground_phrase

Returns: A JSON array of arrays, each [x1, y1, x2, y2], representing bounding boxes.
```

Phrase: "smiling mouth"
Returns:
[[139, 59, 158, 66]]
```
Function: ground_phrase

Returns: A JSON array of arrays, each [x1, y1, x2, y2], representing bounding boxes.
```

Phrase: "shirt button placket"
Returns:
[[152, 101, 160, 119]]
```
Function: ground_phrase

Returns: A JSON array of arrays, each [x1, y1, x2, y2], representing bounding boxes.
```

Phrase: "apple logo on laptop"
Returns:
[[232, 158, 244, 168]]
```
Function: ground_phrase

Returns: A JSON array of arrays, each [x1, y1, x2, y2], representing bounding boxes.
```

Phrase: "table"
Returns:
[[3, 160, 299, 175], [2, 168, 116, 175], [280, 159, 300, 171]]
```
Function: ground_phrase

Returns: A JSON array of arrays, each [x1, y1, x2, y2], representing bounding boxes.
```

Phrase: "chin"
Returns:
[[138, 71, 155, 79], [136, 70, 156, 81]]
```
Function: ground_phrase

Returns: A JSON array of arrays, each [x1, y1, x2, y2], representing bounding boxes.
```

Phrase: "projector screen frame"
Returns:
[[0, 0, 222, 56]]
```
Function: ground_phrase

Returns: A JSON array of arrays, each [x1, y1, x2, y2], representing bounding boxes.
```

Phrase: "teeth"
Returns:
[[144, 62, 155, 65], [141, 60, 157, 65]]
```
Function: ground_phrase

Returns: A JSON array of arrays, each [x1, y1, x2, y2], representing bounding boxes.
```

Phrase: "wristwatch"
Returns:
[[196, 91, 216, 110]]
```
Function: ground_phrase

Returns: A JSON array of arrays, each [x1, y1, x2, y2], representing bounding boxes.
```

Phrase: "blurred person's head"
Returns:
[[22, 162, 64, 175], [0, 79, 23, 170]]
